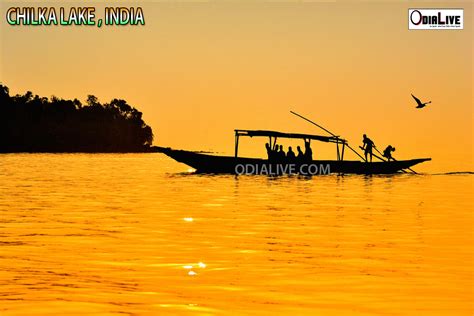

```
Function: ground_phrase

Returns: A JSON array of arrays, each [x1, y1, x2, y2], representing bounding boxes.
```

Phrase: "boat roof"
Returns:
[[235, 129, 345, 143]]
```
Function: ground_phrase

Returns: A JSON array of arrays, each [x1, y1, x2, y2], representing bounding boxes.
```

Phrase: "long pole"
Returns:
[[359, 146, 386, 162], [290, 111, 367, 162], [372, 146, 417, 174], [357, 145, 408, 173], [290, 111, 337, 137]]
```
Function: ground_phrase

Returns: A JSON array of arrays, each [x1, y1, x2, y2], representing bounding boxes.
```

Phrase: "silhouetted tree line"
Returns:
[[0, 84, 154, 152]]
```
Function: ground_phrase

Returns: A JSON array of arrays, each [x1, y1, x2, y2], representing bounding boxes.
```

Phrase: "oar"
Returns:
[[384, 147, 418, 174], [400, 161, 417, 174], [359, 146, 386, 162], [290, 111, 367, 162], [374, 145, 418, 174], [372, 145, 417, 174], [358, 145, 416, 174]]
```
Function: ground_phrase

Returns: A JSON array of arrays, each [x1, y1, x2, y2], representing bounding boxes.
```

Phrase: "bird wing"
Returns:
[[411, 94, 422, 105]]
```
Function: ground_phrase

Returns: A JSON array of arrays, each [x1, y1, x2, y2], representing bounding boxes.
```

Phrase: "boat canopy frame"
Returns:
[[234, 129, 348, 161]]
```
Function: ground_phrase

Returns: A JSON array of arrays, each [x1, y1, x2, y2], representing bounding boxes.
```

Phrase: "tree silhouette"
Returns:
[[0, 84, 154, 152]]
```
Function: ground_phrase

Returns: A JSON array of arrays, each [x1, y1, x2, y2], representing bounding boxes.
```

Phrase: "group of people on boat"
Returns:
[[361, 134, 396, 162], [265, 134, 395, 163], [265, 140, 313, 162], [264, 134, 397, 163]]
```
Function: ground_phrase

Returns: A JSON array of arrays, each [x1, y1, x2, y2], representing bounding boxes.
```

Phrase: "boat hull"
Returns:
[[155, 147, 431, 175]]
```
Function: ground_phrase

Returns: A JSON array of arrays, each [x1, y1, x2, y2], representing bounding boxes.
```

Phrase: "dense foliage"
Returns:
[[0, 84, 153, 152]]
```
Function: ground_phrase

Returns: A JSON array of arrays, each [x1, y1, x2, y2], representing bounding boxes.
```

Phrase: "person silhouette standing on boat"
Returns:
[[362, 134, 375, 162], [296, 146, 304, 162], [270, 142, 280, 161], [265, 143, 273, 160], [383, 145, 396, 161], [304, 140, 313, 161], [287, 146, 296, 161], [278, 145, 286, 161]]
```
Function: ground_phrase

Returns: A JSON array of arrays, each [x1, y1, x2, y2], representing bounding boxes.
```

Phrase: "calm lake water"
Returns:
[[0, 154, 472, 315]]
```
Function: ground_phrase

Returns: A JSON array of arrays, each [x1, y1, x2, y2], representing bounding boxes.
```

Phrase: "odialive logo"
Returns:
[[409, 9, 464, 30]]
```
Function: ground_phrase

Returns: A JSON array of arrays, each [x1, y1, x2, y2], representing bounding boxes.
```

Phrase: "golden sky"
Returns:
[[1, 1, 472, 172]]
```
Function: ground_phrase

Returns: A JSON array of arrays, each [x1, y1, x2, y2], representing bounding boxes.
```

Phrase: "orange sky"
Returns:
[[1, 1, 472, 172]]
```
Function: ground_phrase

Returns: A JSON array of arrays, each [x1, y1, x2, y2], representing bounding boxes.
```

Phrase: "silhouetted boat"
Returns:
[[156, 130, 431, 175]]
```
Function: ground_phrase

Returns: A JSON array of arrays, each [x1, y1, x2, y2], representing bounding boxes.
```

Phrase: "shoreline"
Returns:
[[0, 146, 161, 154]]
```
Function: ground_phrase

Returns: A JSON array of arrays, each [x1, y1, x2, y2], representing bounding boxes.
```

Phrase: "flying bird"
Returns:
[[411, 94, 431, 109]]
